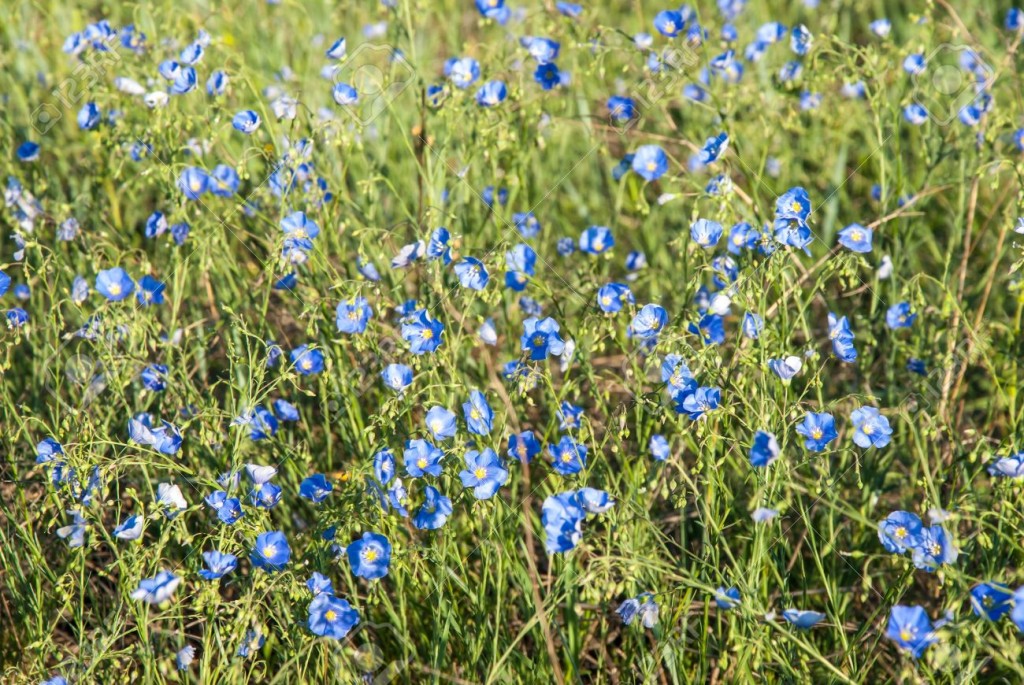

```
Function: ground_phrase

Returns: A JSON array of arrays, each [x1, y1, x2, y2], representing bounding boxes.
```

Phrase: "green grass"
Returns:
[[2, 0, 1024, 682]]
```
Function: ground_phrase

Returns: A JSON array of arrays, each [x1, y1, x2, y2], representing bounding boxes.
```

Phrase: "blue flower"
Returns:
[[579, 225, 614, 254], [336, 296, 373, 334], [508, 431, 540, 463], [281, 210, 320, 240], [556, 1, 582, 17], [653, 10, 684, 37], [727, 222, 757, 254], [113, 515, 143, 540], [837, 224, 873, 253], [904, 53, 926, 74], [210, 164, 240, 197], [207, 71, 228, 94], [307, 572, 334, 596], [691, 218, 723, 248], [749, 430, 780, 467], [459, 448, 509, 499], [179, 167, 208, 200], [475, 80, 507, 106], [78, 103, 101, 130], [596, 282, 634, 313], [715, 587, 741, 609], [382, 363, 413, 394], [140, 364, 167, 392], [618, 594, 659, 627], [446, 57, 480, 88], [768, 356, 802, 381], [95, 267, 134, 301], [549, 435, 587, 475], [454, 257, 489, 290], [300, 474, 333, 503], [679, 386, 720, 420], [911, 525, 958, 571], [272, 399, 300, 421], [782, 609, 825, 629], [199, 551, 238, 580], [373, 448, 396, 484], [542, 491, 585, 552], [790, 25, 813, 55], [57, 510, 86, 548], [476, 0, 509, 22], [413, 485, 453, 530], [326, 37, 347, 59], [232, 110, 261, 134], [136, 275, 165, 306], [607, 95, 636, 122], [988, 451, 1024, 478], [970, 582, 1013, 620], [533, 62, 561, 89], [170, 66, 197, 94], [632, 145, 668, 182], [348, 532, 392, 579], [17, 141, 40, 162], [796, 412, 838, 451], [828, 313, 857, 362], [402, 310, 445, 354], [176, 645, 195, 671], [699, 132, 729, 165], [886, 605, 936, 658], [742, 312, 763, 339], [1013, 588, 1024, 632], [878, 511, 923, 554], [850, 406, 892, 448], [513, 211, 542, 238], [332, 83, 359, 106], [425, 406, 458, 440], [521, 317, 565, 360], [463, 389, 494, 435], [250, 531, 290, 572], [869, 18, 891, 38], [290, 345, 325, 375], [208, 492, 243, 524], [886, 302, 916, 329], [308, 594, 360, 639], [130, 415, 183, 455], [630, 304, 667, 339], [558, 401, 584, 431], [903, 103, 928, 125], [404, 438, 444, 477], [145, 212, 167, 238], [578, 488, 615, 513], [776, 187, 811, 221], [649, 434, 671, 461], [505, 243, 536, 291], [131, 570, 181, 604]]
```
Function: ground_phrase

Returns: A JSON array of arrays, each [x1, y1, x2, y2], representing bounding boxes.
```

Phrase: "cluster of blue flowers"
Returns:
[[11, 1, 1024, 682]]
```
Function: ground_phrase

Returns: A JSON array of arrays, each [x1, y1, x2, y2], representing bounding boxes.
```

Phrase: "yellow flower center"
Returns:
[[474, 467, 486, 479], [325, 610, 337, 621]]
